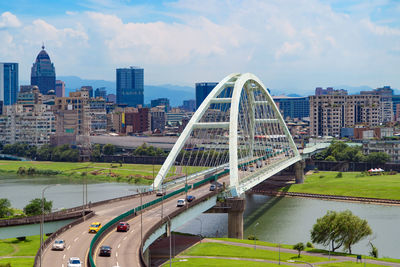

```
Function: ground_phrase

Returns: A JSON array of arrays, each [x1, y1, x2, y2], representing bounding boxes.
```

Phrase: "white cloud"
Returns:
[[0, 12, 21, 29], [362, 19, 400, 36], [275, 42, 304, 59]]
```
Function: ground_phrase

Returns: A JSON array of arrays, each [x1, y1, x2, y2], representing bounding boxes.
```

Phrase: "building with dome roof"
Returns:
[[31, 45, 56, 95]]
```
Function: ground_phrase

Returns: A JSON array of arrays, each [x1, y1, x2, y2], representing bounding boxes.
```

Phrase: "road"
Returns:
[[94, 178, 227, 267], [41, 193, 157, 267]]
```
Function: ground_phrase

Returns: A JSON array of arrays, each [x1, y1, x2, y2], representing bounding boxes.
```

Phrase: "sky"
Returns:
[[0, 0, 399, 93]]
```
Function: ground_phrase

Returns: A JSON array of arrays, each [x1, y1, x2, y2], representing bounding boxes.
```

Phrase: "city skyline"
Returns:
[[0, 0, 399, 93]]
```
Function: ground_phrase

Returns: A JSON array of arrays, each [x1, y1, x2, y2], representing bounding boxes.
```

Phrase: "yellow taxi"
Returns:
[[88, 222, 102, 233]]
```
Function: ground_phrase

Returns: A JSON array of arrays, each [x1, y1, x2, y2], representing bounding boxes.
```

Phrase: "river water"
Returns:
[[1, 174, 399, 258]]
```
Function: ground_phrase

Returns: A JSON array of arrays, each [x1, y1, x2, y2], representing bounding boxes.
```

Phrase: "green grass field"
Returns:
[[0, 160, 207, 185], [0, 257, 34, 267], [281, 171, 400, 200], [163, 258, 283, 266], [182, 242, 331, 263]]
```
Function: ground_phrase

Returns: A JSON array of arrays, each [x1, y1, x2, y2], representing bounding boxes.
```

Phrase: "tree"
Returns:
[[23, 198, 53, 216], [293, 242, 304, 257], [365, 152, 390, 165], [103, 144, 116, 155], [0, 198, 12, 218], [311, 210, 372, 254], [91, 144, 102, 162]]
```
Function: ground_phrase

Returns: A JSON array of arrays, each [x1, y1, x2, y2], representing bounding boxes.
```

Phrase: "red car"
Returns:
[[117, 222, 130, 232]]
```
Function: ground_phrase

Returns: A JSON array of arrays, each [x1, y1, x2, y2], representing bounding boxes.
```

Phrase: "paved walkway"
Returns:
[[194, 239, 400, 267]]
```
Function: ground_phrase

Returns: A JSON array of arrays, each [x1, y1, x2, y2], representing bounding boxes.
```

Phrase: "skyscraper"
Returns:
[[31, 45, 56, 95], [195, 82, 218, 109], [0, 62, 19, 106], [116, 67, 144, 107], [95, 87, 107, 99], [55, 80, 65, 97]]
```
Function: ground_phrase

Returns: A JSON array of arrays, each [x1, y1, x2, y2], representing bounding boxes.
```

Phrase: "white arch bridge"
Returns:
[[152, 73, 302, 196]]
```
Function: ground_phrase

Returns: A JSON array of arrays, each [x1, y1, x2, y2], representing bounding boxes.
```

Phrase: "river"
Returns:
[[1, 174, 399, 258]]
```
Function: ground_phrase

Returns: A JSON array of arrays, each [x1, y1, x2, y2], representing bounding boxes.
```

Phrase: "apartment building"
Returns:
[[310, 94, 380, 137]]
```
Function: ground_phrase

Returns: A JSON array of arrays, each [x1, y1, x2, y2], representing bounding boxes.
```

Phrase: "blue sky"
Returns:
[[0, 0, 399, 94]]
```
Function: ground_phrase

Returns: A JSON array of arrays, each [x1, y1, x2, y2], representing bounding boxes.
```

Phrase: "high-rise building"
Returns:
[[31, 45, 56, 95], [273, 96, 309, 119], [315, 87, 347, 96], [116, 67, 144, 107], [81, 86, 93, 98], [195, 82, 218, 109], [182, 99, 196, 112], [0, 62, 18, 106], [151, 98, 170, 109], [55, 80, 65, 97], [95, 87, 107, 99], [361, 86, 393, 123], [107, 93, 116, 103], [310, 94, 380, 137]]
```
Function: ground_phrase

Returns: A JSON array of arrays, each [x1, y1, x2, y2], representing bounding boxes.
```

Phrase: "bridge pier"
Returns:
[[294, 160, 305, 184]]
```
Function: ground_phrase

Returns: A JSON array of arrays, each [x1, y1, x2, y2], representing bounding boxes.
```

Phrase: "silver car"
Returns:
[[52, 239, 65, 251]]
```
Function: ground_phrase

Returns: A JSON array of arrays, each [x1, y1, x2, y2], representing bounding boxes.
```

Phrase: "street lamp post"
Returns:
[[166, 215, 172, 267], [253, 222, 259, 250], [40, 184, 60, 267], [195, 218, 203, 243]]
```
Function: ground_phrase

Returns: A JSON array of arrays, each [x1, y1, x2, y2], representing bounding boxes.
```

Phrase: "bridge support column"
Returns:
[[227, 198, 245, 239], [294, 160, 305, 184]]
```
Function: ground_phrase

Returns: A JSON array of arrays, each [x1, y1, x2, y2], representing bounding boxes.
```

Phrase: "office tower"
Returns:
[[195, 82, 218, 109], [315, 87, 347, 96], [116, 67, 144, 107], [106, 94, 116, 103], [81, 86, 93, 98], [95, 87, 107, 99], [0, 63, 18, 106], [182, 99, 196, 112], [55, 80, 65, 97], [361, 86, 394, 123], [31, 45, 56, 95], [273, 96, 309, 119]]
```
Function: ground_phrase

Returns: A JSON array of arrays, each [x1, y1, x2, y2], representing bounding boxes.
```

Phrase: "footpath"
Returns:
[[175, 238, 400, 267]]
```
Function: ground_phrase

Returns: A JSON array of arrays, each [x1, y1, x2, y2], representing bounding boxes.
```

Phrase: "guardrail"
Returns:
[[87, 184, 192, 267], [33, 210, 95, 267]]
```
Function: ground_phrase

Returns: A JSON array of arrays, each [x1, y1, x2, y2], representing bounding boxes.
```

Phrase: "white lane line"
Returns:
[[118, 243, 121, 249], [116, 252, 118, 257], [116, 262, 119, 266], [62, 264, 64, 267], [74, 237, 79, 242], [130, 230, 134, 234], [63, 254, 66, 259], [123, 236, 127, 241], [67, 245, 71, 250], [82, 231, 86, 235]]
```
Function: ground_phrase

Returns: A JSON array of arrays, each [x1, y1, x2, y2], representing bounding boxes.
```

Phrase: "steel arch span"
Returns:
[[152, 73, 301, 196]]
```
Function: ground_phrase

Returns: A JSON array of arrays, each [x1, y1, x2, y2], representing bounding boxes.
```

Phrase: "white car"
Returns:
[[177, 199, 185, 207], [67, 257, 82, 267], [52, 239, 65, 251]]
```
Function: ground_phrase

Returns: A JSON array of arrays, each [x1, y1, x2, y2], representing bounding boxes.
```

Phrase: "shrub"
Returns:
[[16, 236, 26, 241], [314, 167, 319, 173], [247, 235, 258, 240], [336, 172, 343, 178], [369, 242, 378, 258], [293, 242, 305, 257], [17, 167, 26, 175], [306, 242, 313, 248], [319, 175, 324, 179]]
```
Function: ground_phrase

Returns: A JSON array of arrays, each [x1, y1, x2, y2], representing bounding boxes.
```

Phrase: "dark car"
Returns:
[[117, 222, 130, 232], [186, 195, 195, 202], [209, 184, 216, 191], [156, 190, 166, 196], [99, 245, 112, 257]]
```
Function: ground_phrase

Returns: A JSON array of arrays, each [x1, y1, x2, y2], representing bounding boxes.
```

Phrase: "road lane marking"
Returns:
[[67, 245, 71, 250], [116, 252, 118, 257], [82, 231, 86, 235], [63, 254, 66, 259], [123, 236, 127, 240], [118, 243, 121, 249], [74, 237, 79, 242], [117, 261, 119, 266], [62, 264, 64, 267]]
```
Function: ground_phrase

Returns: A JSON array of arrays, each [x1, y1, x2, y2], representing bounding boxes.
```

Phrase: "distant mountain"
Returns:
[[333, 85, 374, 94], [57, 76, 195, 106], [287, 93, 303, 97]]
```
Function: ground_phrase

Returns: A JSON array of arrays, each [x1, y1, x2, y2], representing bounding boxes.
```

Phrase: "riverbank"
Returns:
[[166, 238, 400, 266], [279, 171, 400, 201]]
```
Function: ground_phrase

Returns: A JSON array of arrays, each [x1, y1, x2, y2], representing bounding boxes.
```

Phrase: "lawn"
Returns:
[[0, 257, 34, 267], [318, 262, 386, 267], [182, 242, 330, 263], [0, 235, 46, 257], [0, 160, 208, 184], [162, 258, 282, 266], [281, 171, 400, 200]]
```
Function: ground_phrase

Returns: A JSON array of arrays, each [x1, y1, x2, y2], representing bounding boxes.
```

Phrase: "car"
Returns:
[[177, 199, 185, 207], [89, 222, 102, 233], [209, 184, 216, 191], [117, 222, 130, 232], [156, 190, 166, 196], [52, 239, 65, 251], [99, 245, 112, 257], [249, 166, 255, 172], [186, 195, 195, 202], [67, 257, 82, 267]]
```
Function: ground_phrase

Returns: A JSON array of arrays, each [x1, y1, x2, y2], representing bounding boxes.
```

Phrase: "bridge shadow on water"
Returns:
[[244, 184, 292, 230]]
